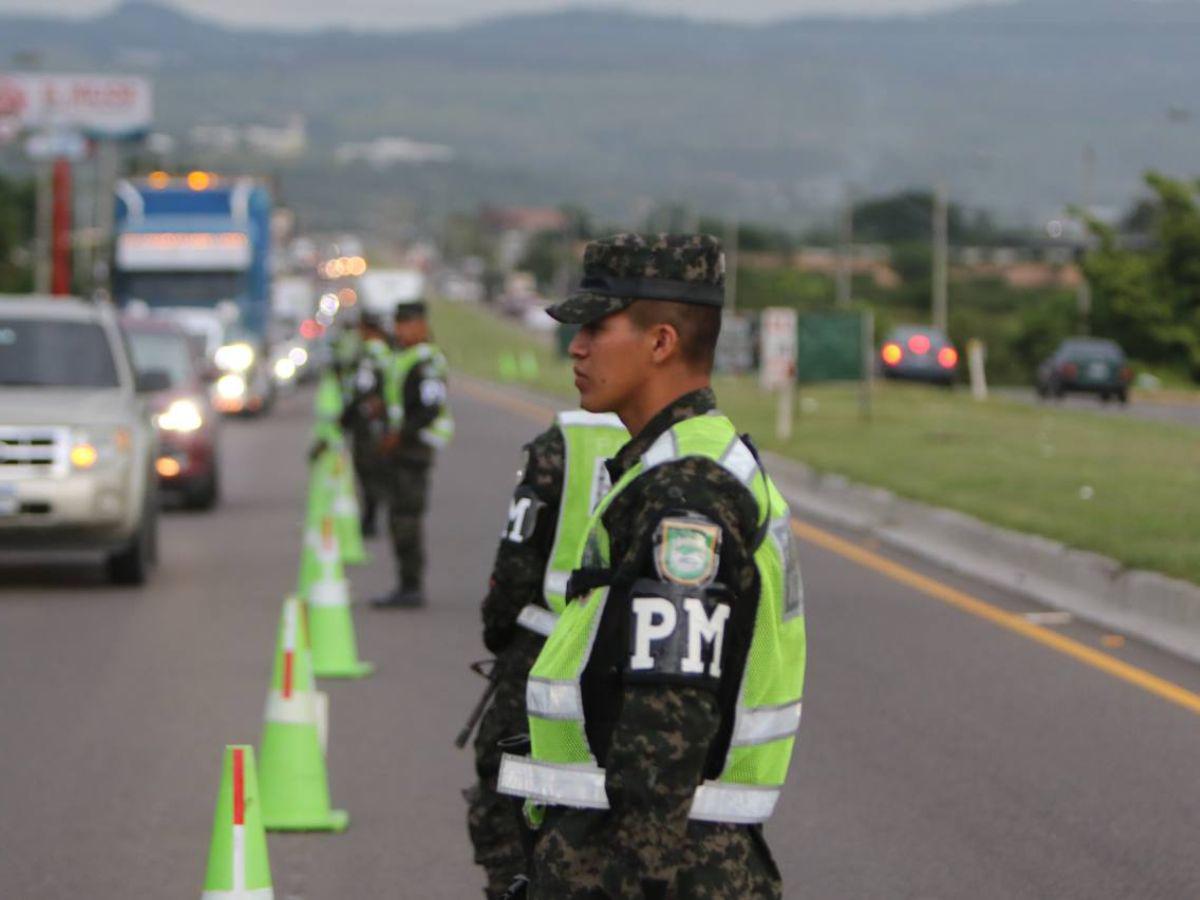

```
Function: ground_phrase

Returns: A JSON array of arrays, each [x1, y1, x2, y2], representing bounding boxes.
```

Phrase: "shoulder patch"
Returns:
[[654, 516, 721, 587]]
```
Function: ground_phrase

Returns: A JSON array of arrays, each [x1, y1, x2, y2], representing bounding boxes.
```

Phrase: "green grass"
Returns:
[[432, 299, 1200, 585]]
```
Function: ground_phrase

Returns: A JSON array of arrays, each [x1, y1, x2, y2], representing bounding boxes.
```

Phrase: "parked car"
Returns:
[[122, 316, 222, 509], [879, 325, 958, 387], [0, 296, 161, 584], [1036, 337, 1132, 403]]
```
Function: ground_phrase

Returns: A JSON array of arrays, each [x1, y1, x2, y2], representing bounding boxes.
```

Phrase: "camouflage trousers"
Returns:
[[467, 632, 542, 898], [531, 810, 782, 900], [384, 462, 430, 591], [349, 427, 387, 510]]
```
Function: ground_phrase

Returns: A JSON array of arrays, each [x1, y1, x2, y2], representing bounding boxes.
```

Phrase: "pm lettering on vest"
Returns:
[[626, 580, 730, 687]]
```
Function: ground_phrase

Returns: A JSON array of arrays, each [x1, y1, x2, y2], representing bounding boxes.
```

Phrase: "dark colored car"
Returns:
[[879, 325, 958, 387], [122, 317, 221, 509], [1036, 337, 1132, 403]]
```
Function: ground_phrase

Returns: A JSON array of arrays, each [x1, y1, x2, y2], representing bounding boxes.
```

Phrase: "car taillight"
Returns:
[[1120, 366, 1133, 382], [1061, 362, 1078, 378], [908, 334, 931, 355], [937, 347, 958, 368], [881, 343, 903, 365]]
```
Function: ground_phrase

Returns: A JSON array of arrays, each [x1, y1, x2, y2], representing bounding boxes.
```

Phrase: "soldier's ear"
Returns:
[[648, 322, 681, 365]]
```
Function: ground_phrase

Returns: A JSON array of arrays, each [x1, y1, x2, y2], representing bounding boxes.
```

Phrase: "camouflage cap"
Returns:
[[546, 233, 725, 325], [393, 299, 428, 322]]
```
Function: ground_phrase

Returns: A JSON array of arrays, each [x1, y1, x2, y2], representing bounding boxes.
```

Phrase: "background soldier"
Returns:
[[467, 411, 626, 899], [498, 234, 807, 898], [371, 300, 454, 609], [340, 312, 391, 537]]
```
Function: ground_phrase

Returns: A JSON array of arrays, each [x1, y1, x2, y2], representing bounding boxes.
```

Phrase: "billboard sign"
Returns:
[[0, 73, 153, 139]]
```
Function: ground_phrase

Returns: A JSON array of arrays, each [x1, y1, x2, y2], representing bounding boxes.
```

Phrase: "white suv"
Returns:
[[0, 296, 160, 584]]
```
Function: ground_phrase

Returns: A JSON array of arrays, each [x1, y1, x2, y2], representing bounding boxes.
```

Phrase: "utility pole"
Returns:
[[835, 186, 853, 308], [1077, 144, 1096, 333], [932, 182, 949, 333]]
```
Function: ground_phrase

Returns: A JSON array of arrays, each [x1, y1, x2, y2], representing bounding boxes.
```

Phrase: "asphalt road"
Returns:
[[1, 383, 1198, 899], [998, 387, 1200, 428]]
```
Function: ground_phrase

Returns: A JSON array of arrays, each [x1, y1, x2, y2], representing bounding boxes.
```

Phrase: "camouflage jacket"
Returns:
[[591, 387, 760, 897], [480, 424, 565, 654]]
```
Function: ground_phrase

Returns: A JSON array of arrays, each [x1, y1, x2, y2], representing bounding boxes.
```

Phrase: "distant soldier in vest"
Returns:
[[340, 312, 392, 537], [498, 234, 807, 898], [466, 412, 626, 898], [371, 300, 455, 609]]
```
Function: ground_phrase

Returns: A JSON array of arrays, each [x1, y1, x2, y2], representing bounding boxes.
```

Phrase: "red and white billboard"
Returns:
[[0, 73, 153, 139]]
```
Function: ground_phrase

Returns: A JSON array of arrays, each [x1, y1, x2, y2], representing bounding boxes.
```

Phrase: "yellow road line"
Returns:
[[459, 375, 1200, 718], [791, 520, 1200, 718]]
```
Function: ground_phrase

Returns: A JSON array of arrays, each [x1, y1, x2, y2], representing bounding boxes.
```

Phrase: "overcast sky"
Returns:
[[2, 0, 999, 30]]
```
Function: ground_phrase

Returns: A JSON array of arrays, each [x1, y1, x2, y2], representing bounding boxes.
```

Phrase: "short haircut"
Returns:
[[626, 299, 722, 372]]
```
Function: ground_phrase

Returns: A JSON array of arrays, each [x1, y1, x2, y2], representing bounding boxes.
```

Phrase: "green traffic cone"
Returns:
[[259, 598, 349, 832], [303, 516, 374, 679], [329, 450, 366, 566], [498, 351, 518, 382], [202, 745, 273, 899], [519, 351, 540, 382]]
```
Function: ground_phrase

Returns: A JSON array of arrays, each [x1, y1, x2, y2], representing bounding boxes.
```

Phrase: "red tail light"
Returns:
[[881, 343, 903, 365], [908, 334, 931, 355], [937, 347, 958, 368], [1120, 366, 1133, 382], [1061, 362, 1078, 379]]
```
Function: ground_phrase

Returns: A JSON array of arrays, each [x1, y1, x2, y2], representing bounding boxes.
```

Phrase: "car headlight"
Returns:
[[70, 426, 132, 470], [288, 346, 308, 367], [216, 373, 247, 399], [273, 357, 297, 382], [214, 342, 256, 373], [157, 398, 204, 433]]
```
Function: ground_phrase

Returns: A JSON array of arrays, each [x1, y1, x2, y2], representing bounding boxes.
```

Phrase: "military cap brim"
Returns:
[[546, 277, 725, 325]]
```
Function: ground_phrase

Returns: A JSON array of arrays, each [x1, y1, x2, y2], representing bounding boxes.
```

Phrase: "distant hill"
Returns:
[[1, 0, 1198, 231]]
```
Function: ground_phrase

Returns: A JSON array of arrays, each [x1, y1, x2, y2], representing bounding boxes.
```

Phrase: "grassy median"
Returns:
[[432, 299, 1200, 585]]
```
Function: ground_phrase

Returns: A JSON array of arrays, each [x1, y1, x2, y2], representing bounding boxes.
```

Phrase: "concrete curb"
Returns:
[[762, 450, 1200, 665], [456, 373, 1200, 665]]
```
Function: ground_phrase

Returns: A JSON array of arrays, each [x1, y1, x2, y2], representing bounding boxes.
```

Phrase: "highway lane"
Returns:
[[0, 383, 1197, 898]]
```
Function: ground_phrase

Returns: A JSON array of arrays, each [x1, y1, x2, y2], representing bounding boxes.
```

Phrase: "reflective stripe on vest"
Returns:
[[541, 411, 627, 615], [517, 604, 559, 637], [497, 755, 781, 825], [516, 413, 807, 825]]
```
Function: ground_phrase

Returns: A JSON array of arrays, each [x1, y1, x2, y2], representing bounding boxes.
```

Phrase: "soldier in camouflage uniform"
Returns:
[[499, 234, 805, 899], [340, 312, 391, 537], [371, 300, 453, 609], [467, 425, 565, 898]]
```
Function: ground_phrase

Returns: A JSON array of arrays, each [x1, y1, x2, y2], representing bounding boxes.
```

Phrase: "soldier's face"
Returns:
[[569, 311, 648, 413]]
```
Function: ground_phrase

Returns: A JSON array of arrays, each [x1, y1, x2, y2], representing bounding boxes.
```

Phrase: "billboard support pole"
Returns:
[[51, 157, 73, 295]]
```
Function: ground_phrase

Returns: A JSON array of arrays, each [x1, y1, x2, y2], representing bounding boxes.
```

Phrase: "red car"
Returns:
[[122, 317, 222, 509]]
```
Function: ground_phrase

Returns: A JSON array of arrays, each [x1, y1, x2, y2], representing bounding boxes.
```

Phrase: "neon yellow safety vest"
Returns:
[[385, 342, 455, 449], [515, 411, 628, 640], [499, 413, 807, 825]]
